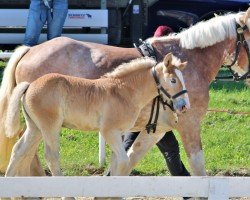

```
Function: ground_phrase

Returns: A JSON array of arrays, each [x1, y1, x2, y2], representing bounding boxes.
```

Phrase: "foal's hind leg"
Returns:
[[5, 120, 42, 177]]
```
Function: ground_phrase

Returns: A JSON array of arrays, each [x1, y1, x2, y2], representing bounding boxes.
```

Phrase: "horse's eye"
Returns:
[[171, 78, 176, 84]]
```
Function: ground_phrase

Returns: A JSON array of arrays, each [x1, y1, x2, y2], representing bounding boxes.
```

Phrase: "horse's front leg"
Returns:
[[126, 130, 166, 175], [176, 118, 206, 176]]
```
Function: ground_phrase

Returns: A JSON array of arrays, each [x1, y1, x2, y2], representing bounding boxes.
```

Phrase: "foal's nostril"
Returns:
[[181, 105, 187, 113]]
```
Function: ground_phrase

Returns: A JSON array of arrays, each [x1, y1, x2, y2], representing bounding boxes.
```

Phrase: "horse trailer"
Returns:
[[0, 0, 249, 48]]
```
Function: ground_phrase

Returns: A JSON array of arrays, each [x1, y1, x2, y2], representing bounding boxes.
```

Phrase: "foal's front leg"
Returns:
[[126, 130, 166, 175], [102, 129, 129, 176], [42, 128, 62, 176]]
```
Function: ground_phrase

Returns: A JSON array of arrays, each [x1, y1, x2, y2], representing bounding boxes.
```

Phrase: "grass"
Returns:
[[0, 61, 5, 82], [0, 60, 249, 176]]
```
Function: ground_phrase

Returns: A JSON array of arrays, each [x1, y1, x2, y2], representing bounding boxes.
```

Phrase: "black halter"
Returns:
[[151, 66, 188, 110], [134, 39, 188, 133], [145, 66, 188, 134], [216, 22, 250, 81], [134, 39, 157, 60]]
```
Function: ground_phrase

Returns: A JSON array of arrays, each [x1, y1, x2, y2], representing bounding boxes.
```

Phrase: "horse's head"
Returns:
[[155, 53, 190, 115], [226, 8, 250, 79]]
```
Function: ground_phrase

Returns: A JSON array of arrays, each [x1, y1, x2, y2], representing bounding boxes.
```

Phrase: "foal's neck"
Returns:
[[119, 68, 158, 108]]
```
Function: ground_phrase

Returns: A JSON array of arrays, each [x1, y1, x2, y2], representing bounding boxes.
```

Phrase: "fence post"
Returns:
[[99, 133, 106, 166]]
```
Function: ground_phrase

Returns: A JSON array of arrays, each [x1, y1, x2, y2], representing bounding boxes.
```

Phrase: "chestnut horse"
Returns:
[[5, 54, 189, 177], [0, 10, 250, 176]]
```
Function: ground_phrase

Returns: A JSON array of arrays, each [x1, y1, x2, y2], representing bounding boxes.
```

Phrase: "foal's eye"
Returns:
[[171, 78, 176, 84]]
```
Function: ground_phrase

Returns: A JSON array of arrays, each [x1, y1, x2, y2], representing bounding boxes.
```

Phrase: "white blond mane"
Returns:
[[148, 13, 245, 49], [105, 57, 156, 78]]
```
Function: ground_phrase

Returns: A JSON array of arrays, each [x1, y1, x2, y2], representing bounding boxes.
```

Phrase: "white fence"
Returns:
[[0, 176, 249, 200], [0, 52, 12, 59]]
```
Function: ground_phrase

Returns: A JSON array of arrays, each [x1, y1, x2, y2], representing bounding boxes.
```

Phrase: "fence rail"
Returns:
[[0, 176, 249, 200], [0, 9, 108, 44], [0, 52, 12, 59]]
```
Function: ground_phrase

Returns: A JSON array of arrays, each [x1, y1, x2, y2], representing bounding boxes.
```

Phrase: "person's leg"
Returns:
[[157, 131, 191, 200], [23, 0, 46, 46], [124, 131, 190, 176], [47, 0, 68, 40], [123, 132, 140, 151], [156, 131, 190, 176]]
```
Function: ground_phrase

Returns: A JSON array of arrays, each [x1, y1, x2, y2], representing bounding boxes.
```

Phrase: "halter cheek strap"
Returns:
[[151, 66, 188, 109], [145, 66, 188, 134], [222, 22, 250, 81]]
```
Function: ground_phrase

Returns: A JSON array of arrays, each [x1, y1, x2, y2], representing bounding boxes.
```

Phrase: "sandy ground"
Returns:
[[6, 196, 250, 200], [81, 198, 250, 200], [48, 197, 250, 200]]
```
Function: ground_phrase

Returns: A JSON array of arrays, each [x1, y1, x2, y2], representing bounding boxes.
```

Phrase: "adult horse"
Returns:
[[5, 54, 189, 177], [0, 9, 250, 176]]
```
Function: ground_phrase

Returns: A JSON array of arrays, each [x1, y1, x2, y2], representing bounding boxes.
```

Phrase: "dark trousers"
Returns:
[[123, 131, 190, 176]]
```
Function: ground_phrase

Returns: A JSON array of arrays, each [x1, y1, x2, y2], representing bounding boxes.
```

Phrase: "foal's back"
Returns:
[[24, 73, 133, 131]]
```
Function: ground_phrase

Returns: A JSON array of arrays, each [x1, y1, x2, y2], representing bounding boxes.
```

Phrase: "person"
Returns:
[[153, 25, 174, 37], [123, 25, 191, 200], [23, 0, 68, 46]]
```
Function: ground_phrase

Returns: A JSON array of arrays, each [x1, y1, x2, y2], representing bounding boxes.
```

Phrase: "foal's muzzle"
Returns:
[[173, 98, 189, 114]]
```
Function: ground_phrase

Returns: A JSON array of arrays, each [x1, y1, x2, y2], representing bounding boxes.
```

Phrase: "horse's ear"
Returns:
[[178, 61, 187, 71], [214, 13, 219, 17], [240, 7, 250, 24], [163, 53, 173, 67]]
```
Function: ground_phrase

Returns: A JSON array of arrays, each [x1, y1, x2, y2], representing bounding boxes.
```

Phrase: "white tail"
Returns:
[[5, 82, 30, 138], [0, 46, 30, 137]]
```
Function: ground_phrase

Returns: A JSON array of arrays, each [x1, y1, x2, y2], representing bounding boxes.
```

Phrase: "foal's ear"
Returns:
[[178, 61, 187, 71], [163, 53, 173, 67]]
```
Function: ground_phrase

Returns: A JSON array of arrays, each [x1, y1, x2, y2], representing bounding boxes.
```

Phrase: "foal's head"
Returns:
[[155, 53, 190, 114]]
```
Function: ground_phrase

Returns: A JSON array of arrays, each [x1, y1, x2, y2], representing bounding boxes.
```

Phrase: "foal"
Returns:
[[5, 53, 189, 177]]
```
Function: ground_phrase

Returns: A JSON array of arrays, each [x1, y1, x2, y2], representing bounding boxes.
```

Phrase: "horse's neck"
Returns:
[[120, 69, 158, 107], [153, 37, 234, 83], [190, 38, 235, 83]]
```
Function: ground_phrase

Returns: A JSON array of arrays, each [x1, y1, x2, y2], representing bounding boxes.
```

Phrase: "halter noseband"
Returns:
[[222, 22, 250, 81]]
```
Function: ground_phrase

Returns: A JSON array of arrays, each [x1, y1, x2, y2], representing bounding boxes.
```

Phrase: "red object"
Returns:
[[154, 26, 173, 37]]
